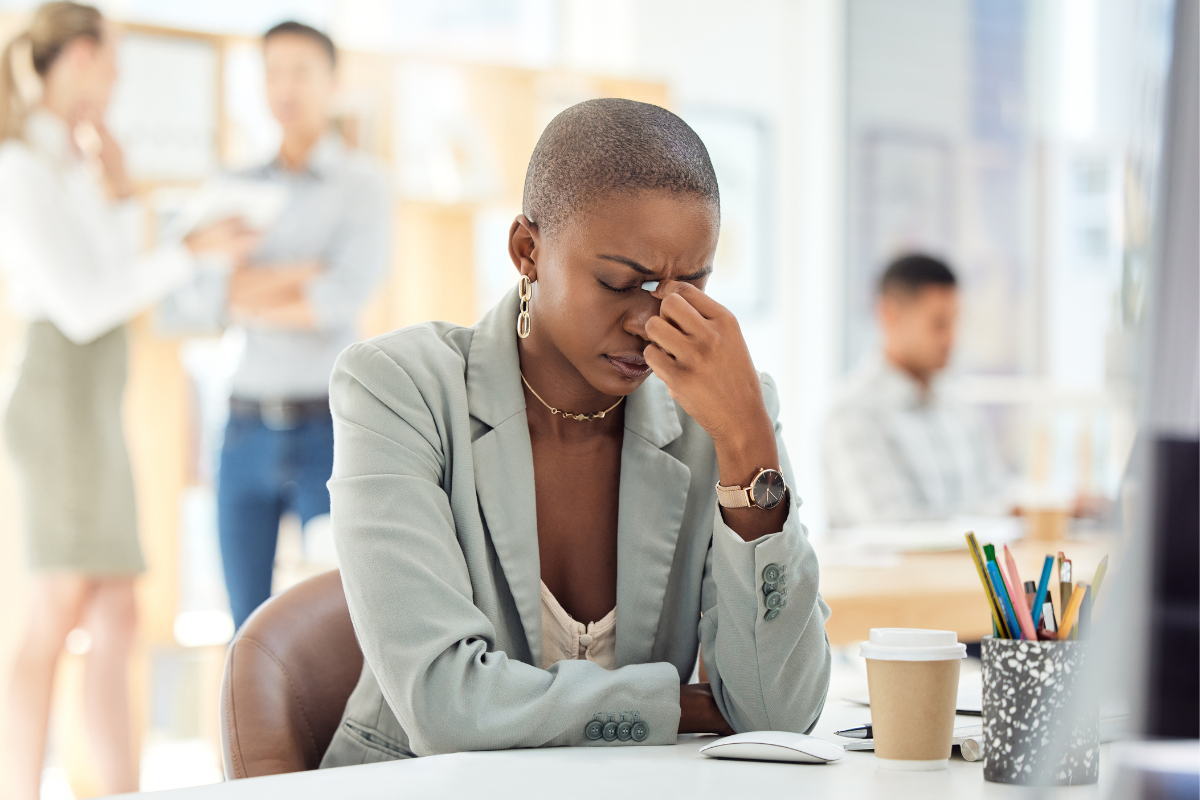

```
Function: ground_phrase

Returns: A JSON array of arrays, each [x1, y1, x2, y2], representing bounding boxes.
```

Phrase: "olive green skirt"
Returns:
[[4, 321, 143, 575]]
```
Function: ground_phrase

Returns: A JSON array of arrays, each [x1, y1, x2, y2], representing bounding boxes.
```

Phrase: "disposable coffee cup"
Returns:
[[860, 628, 967, 771]]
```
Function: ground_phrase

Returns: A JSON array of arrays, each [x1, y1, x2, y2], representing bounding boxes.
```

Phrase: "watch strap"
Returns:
[[715, 481, 752, 509]]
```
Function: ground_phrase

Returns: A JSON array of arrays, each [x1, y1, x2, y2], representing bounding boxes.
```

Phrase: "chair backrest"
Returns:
[[220, 569, 363, 779]]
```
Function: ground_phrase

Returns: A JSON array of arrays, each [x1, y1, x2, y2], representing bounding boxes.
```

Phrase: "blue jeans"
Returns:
[[217, 409, 334, 629]]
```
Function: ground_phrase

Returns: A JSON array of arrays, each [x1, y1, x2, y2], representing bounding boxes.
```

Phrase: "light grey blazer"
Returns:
[[320, 290, 831, 767]]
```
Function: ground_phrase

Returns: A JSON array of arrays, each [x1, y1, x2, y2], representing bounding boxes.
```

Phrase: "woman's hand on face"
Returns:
[[644, 281, 788, 541], [643, 281, 772, 450]]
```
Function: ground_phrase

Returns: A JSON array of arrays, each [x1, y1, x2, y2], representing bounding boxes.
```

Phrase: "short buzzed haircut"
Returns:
[[522, 98, 719, 236], [264, 20, 337, 66], [878, 253, 958, 297]]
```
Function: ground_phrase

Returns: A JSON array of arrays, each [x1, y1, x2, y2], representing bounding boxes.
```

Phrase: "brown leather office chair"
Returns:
[[220, 569, 363, 779]]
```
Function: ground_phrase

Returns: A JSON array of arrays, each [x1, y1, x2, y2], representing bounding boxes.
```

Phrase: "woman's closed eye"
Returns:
[[597, 277, 641, 293]]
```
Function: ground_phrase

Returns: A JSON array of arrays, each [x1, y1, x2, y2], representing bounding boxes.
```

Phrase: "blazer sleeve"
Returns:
[[698, 372, 832, 734], [328, 341, 681, 757]]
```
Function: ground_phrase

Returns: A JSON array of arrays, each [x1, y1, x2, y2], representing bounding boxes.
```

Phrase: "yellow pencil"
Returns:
[[966, 532, 1009, 638], [1058, 583, 1088, 640]]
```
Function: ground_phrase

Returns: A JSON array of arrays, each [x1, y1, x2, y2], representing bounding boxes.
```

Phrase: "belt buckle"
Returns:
[[260, 399, 299, 431]]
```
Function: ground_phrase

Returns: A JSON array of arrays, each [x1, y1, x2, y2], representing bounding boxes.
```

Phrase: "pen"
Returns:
[[1001, 545, 1038, 640], [1059, 556, 1073, 615], [835, 725, 873, 739], [1030, 555, 1054, 628], [987, 560, 1022, 639], [1041, 593, 1058, 633], [1024, 580, 1037, 611], [984, 544, 1015, 626]]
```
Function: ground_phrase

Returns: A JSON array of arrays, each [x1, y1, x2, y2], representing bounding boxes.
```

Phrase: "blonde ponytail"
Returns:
[[0, 2, 102, 142]]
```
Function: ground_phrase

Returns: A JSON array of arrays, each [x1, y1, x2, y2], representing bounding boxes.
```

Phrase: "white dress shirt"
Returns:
[[822, 356, 1011, 528], [0, 110, 193, 345]]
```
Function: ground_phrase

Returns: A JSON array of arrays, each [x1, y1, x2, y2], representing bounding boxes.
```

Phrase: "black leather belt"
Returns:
[[230, 397, 330, 430]]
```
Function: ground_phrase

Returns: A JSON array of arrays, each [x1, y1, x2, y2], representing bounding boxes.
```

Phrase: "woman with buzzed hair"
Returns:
[[321, 98, 831, 765]]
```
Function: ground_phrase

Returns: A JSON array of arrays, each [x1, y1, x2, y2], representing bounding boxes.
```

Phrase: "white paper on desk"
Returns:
[[845, 681, 982, 715], [162, 178, 288, 242]]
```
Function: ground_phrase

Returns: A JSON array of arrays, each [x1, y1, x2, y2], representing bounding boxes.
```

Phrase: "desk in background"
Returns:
[[817, 532, 1114, 645]]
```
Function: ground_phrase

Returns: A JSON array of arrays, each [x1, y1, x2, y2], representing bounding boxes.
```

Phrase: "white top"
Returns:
[[539, 581, 616, 670], [822, 356, 1011, 528], [0, 110, 194, 345]]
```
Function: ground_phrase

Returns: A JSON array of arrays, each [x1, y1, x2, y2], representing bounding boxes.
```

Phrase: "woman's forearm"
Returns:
[[678, 683, 735, 735]]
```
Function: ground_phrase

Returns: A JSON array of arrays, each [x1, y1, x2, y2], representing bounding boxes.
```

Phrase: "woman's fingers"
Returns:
[[656, 291, 709, 336], [644, 314, 689, 358], [650, 279, 723, 320]]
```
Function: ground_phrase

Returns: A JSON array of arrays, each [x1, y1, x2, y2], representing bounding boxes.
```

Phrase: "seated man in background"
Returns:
[[164, 21, 391, 627], [822, 253, 1009, 528]]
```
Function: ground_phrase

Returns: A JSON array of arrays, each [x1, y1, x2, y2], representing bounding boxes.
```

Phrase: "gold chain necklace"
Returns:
[[520, 372, 624, 422]]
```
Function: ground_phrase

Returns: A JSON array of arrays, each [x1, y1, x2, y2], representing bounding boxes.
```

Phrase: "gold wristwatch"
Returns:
[[716, 467, 788, 510]]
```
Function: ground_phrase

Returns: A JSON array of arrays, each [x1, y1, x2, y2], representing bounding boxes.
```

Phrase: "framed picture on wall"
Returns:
[[106, 31, 221, 182]]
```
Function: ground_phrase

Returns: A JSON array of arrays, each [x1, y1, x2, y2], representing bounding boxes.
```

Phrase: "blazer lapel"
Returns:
[[614, 375, 690, 668], [467, 292, 543, 666]]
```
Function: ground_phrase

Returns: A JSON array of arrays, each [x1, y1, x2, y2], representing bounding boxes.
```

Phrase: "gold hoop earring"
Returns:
[[516, 275, 532, 339]]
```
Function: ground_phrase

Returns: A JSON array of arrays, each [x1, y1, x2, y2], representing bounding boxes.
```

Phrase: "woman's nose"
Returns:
[[625, 294, 660, 337]]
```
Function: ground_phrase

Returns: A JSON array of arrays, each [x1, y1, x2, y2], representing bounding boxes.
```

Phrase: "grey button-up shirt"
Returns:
[[162, 135, 391, 400], [822, 356, 1011, 528]]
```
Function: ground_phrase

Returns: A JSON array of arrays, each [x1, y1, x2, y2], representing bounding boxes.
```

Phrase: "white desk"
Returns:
[[115, 657, 1112, 800]]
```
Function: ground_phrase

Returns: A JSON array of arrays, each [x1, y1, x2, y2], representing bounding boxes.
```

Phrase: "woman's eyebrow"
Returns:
[[597, 255, 714, 282], [597, 254, 653, 274]]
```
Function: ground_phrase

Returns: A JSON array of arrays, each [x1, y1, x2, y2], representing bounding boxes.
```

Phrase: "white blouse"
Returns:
[[0, 110, 194, 345], [540, 581, 616, 671]]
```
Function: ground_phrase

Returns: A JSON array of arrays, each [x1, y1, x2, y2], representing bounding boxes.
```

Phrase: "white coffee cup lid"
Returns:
[[859, 628, 967, 661]]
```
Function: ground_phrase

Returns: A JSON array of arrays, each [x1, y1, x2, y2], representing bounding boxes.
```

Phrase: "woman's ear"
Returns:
[[508, 214, 539, 282]]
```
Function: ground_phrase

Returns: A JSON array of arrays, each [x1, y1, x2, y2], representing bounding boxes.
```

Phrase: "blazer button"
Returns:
[[765, 590, 786, 610], [762, 564, 783, 584], [764, 608, 781, 621], [617, 721, 633, 741], [603, 722, 619, 741], [631, 721, 649, 742], [585, 720, 604, 740]]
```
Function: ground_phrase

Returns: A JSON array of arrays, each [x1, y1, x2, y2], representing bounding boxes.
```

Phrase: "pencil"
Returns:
[[1091, 555, 1109, 606], [966, 532, 1010, 638], [1003, 545, 1038, 640], [1058, 583, 1088, 640]]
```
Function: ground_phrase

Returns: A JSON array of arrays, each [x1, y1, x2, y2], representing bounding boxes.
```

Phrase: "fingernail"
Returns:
[[641, 281, 659, 292]]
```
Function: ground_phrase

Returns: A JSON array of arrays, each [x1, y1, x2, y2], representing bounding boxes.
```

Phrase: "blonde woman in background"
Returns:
[[0, 4, 253, 797]]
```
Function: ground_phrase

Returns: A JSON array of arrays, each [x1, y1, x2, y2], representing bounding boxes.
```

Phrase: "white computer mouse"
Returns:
[[699, 731, 844, 764]]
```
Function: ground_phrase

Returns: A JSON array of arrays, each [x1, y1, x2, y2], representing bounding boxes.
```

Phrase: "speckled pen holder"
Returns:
[[982, 636, 1099, 785]]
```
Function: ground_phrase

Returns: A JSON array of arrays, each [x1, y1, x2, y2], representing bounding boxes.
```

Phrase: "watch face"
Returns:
[[751, 469, 786, 510]]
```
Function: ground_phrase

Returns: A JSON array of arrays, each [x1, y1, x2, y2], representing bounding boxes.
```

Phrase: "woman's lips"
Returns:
[[605, 354, 651, 378]]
